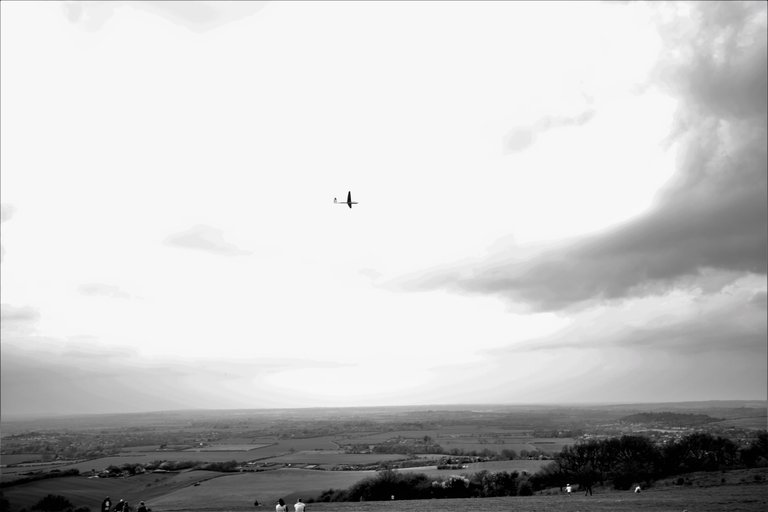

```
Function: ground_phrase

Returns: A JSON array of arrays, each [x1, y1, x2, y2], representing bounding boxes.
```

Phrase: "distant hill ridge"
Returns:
[[620, 412, 722, 426]]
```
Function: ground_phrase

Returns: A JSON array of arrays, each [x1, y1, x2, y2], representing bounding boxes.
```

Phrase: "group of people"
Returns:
[[564, 483, 641, 495], [103, 494, 303, 511], [102, 496, 150, 512], [274, 498, 305, 511]]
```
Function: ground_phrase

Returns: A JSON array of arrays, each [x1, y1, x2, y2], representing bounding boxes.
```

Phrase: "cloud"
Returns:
[[404, 2, 767, 312], [79, 283, 133, 299], [0, 338, 353, 416], [0, 304, 41, 340], [1, 342, 196, 416], [62, 1, 269, 33], [504, 108, 596, 153], [750, 290, 767, 308], [0, 303, 40, 325], [359, 268, 383, 282], [653, 1, 767, 124], [464, 278, 767, 402], [164, 225, 251, 256], [1, 203, 15, 262], [0, 204, 14, 224], [495, 276, 766, 355]]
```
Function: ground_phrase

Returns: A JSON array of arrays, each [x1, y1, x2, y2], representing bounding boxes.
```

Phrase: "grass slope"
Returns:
[[4, 468, 767, 512], [1, 471, 223, 511], [136, 484, 768, 512]]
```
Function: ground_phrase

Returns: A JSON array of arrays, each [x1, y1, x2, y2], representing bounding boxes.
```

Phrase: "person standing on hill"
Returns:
[[137, 500, 149, 512], [294, 498, 306, 512], [276, 498, 287, 512]]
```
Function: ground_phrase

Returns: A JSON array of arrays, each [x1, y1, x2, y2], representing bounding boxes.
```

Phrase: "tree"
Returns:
[[500, 448, 518, 460], [517, 478, 534, 496], [663, 433, 738, 473], [605, 436, 661, 489], [477, 470, 518, 497], [31, 494, 73, 512], [105, 465, 123, 477], [741, 431, 768, 467]]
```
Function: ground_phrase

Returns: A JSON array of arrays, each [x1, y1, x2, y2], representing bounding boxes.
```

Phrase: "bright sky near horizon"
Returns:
[[1, 1, 766, 417]]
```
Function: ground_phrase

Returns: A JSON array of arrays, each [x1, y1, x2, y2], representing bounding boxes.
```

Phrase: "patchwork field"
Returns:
[[1, 453, 255, 479], [3, 402, 765, 511], [184, 444, 273, 452], [257, 450, 406, 466], [0, 437, 349, 481], [436, 437, 574, 455], [340, 428, 575, 455], [0, 454, 43, 466], [148, 468, 374, 510]]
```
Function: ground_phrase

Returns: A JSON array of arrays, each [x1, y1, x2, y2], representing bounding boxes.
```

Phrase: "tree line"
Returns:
[[0, 493, 90, 512], [314, 431, 768, 502], [315, 468, 534, 502], [532, 431, 767, 491]]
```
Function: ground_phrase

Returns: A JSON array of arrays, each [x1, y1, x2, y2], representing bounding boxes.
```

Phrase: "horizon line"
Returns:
[[3, 398, 766, 423]]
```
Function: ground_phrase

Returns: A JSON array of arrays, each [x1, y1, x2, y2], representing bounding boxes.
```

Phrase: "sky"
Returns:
[[1, 1, 766, 418]]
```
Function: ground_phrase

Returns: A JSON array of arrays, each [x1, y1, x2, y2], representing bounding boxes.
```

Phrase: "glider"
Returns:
[[334, 191, 358, 209]]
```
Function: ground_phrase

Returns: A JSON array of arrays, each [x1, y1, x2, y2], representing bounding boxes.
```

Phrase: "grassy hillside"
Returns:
[[82, 484, 768, 512], [3, 468, 766, 512], [278, 485, 768, 512], [0, 471, 222, 511]]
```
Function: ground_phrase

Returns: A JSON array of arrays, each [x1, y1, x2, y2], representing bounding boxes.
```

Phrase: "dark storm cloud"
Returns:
[[624, 312, 765, 354], [79, 283, 133, 299], [493, 287, 767, 354], [656, 1, 767, 124], [165, 225, 251, 256], [406, 2, 767, 312]]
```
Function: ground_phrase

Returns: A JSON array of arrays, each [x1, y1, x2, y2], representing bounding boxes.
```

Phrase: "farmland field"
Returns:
[[0, 438, 350, 481], [394, 459, 549, 478], [29, 452, 265, 472], [2, 402, 766, 511], [435, 438, 570, 455], [258, 450, 406, 465], [147, 468, 375, 510], [340, 428, 575, 455], [456, 458, 549, 475], [0, 454, 42, 466], [184, 444, 273, 452]]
